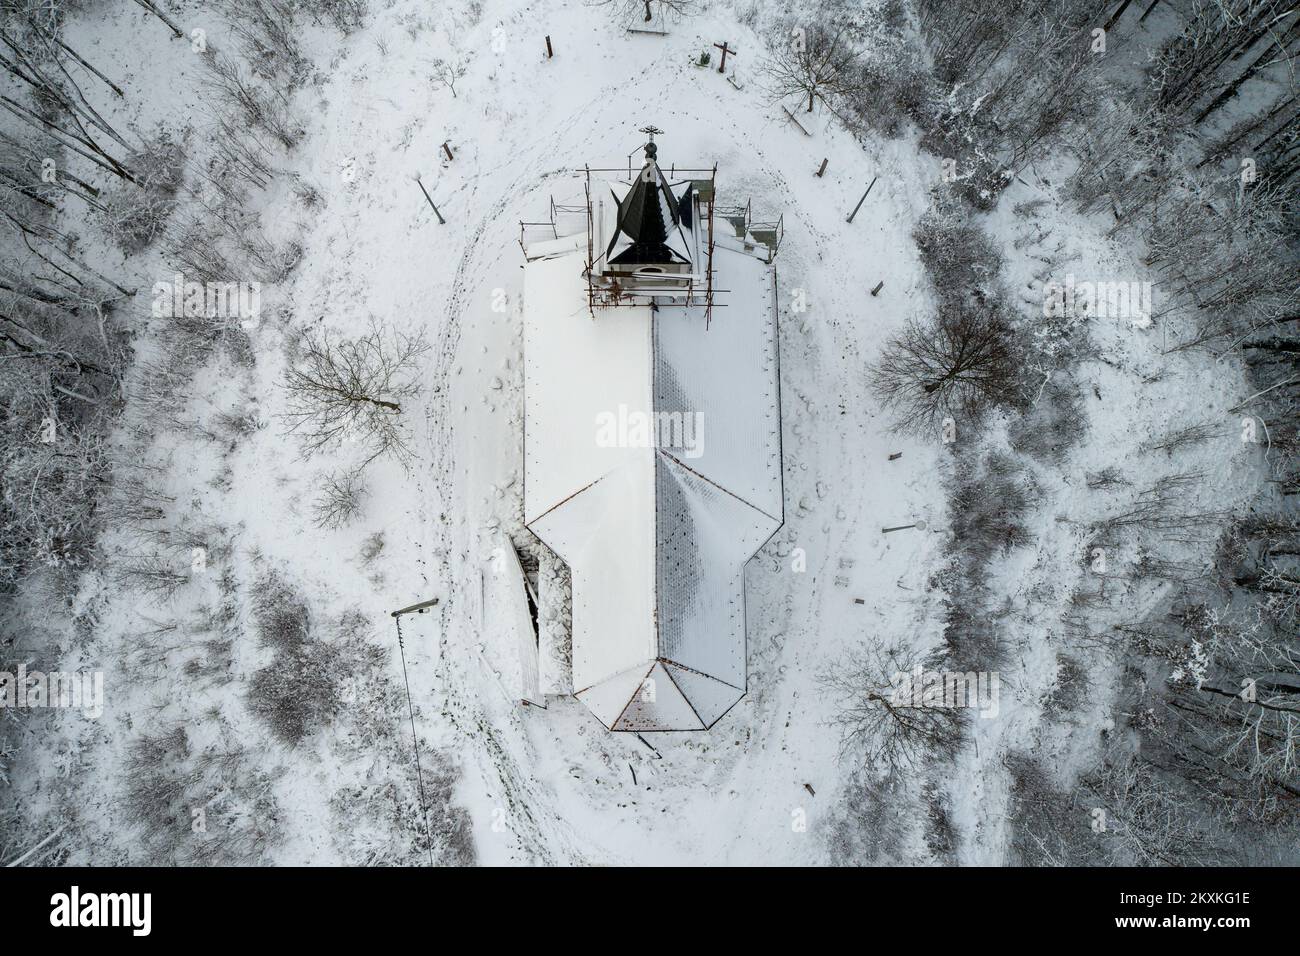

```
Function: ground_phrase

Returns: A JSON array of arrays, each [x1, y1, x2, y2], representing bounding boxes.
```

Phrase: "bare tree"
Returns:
[[221, 0, 308, 83], [763, 20, 858, 113], [115, 553, 191, 601], [1150, 0, 1299, 119], [0, 29, 133, 153], [205, 52, 302, 149], [1146, 422, 1223, 455], [311, 468, 368, 528], [1092, 472, 1230, 543], [592, 0, 696, 24], [0, 413, 110, 586], [0, 127, 107, 206], [821, 650, 965, 771], [97, 131, 186, 253], [130, 0, 186, 38], [281, 321, 429, 465], [429, 58, 466, 98], [301, 0, 369, 32], [871, 306, 1023, 433], [1080, 749, 1217, 865]]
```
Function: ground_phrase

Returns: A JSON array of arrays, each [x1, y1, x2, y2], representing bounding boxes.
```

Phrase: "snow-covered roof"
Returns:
[[523, 241, 783, 731]]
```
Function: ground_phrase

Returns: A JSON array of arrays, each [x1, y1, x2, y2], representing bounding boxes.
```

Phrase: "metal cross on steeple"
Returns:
[[639, 125, 664, 161]]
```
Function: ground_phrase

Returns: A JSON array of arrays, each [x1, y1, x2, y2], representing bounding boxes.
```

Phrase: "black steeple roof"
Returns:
[[607, 141, 690, 266]]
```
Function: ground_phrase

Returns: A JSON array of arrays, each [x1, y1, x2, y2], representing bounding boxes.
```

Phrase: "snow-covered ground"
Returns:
[[3, 0, 1268, 866]]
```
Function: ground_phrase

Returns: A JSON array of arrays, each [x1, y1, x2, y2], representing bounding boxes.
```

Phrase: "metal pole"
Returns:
[[392, 597, 441, 617], [882, 519, 927, 533], [846, 175, 878, 223], [414, 174, 445, 224], [391, 613, 436, 867]]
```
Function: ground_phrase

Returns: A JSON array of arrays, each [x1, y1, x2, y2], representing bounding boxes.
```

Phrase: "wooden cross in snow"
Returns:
[[713, 41, 736, 73]]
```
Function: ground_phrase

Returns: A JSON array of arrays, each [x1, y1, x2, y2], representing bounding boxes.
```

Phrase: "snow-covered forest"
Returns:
[[1, 0, 1297, 867]]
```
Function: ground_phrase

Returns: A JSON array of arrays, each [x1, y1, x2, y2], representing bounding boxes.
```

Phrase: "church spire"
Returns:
[[607, 126, 688, 266]]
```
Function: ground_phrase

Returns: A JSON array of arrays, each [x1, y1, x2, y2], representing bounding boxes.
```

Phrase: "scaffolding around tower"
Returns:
[[520, 133, 781, 323]]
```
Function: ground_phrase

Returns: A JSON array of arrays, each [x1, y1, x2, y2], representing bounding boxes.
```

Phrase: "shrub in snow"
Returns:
[[0, 287, 120, 585], [125, 722, 282, 864], [427, 755, 477, 866], [1042, 654, 1088, 722], [1146, 422, 1222, 456], [291, 175, 323, 209], [358, 531, 385, 565], [429, 58, 466, 98], [839, 1, 931, 138], [329, 753, 476, 866], [124, 726, 194, 860], [212, 407, 264, 440], [917, 110, 1010, 211], [922, 781, 957, 862], [204, 52, 304, 149], [912, 204, 1004, 304], [0, 416, 109, 587], [246, 640, 341, 744], [842, 54, 931, 139], [311, 468, 368, 529], [301, 0, 369, 32], [948, 450, 1038, 561], [825, 770, 920, 866], [1091, 473, 1226, 544], [222, 0, 309, 84], [1004, 751, 1098, 866], [114, 553, 190, 603], [251, 570, 311, 651], [934, 449, 1040, 671], [96, 130, 186, 254], [1084, 466, 1127, 490], [245, 570, 346, 744], [1008, 378, 1087, 465]]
